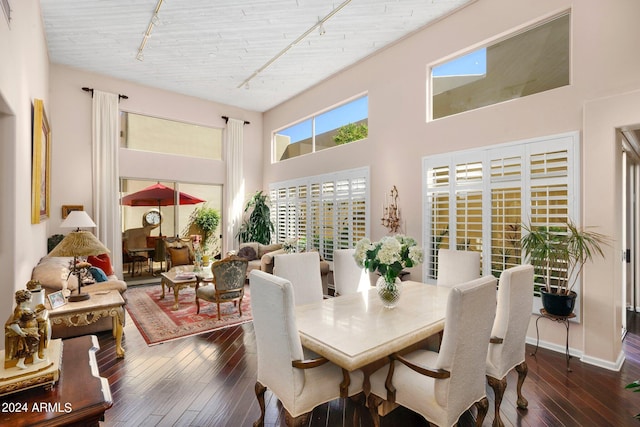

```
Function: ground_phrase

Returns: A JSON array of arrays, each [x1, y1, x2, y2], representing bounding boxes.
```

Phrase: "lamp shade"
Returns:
[[49, 231, 110, 257], [60, 211, 96, 229]]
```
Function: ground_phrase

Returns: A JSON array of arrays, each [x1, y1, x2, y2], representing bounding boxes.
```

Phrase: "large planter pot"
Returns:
[[540, 288, 577, 317]]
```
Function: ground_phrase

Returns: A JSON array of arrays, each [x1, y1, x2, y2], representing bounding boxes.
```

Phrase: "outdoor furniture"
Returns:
[[195, 255, 248, 319]]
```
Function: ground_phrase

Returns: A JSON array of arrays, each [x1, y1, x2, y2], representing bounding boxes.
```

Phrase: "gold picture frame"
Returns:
[[62, 205, 84, 219], [31, 99, 51, 224]]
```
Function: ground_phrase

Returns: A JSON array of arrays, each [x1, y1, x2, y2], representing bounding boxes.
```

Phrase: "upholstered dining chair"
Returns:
[[332, 248, 370, 296], [273, 252, 324, 305], [437, 248, 481, 287], [368, 275, 497, 427], [249, 270, 364, 427], [486, 264, 534, 427], [195, 255, 248, 319]]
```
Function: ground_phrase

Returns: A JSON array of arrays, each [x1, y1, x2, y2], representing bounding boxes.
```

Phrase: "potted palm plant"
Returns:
[[520, 221, 608, 316]]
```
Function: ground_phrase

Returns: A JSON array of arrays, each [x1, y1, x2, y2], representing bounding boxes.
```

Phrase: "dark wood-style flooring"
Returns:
[[94, 302, 640, 426]]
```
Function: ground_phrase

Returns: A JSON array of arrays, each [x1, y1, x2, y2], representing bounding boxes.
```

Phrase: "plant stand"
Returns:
[[531, 309, 576, 372]]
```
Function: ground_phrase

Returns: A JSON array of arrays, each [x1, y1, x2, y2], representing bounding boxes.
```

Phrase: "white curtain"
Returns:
[[92, 90, 122, 276], [224, 118, 245, 255]]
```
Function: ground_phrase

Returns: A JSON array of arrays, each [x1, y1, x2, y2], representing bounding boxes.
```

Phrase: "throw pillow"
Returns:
[[87, 253, 114, 276], [168, 247, 191, 266], [237, 246, 257, 261], [89, 266, 108, 282]]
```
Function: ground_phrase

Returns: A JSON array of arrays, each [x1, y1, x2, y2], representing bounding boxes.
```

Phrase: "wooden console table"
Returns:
[[0, 335, 113, 426]]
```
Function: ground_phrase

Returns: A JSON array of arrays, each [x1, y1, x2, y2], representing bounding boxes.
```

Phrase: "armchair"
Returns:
[[368, 276, 497, 427], [273, 252, 324, 305], [486, 264, 534, 427], [332, 248, 369, 296], [249, 270, 363, 426], [195, 255, 248, 319], [436, 248, 481, 287]]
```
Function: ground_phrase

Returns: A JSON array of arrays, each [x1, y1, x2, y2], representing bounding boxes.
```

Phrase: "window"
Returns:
[[120, 112, 222, 160], [269, 167, 369, 261], [423, 132, 579, 314], [273, 95, 368, 162], [430, 13, 570, 120]]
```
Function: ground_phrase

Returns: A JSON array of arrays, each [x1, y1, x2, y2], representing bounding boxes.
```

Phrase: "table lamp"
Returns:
[[49, 211, 110, 301]]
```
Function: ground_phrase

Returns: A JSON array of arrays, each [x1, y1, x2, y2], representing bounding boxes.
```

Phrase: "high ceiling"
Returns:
[[40, 0, 474, 112]]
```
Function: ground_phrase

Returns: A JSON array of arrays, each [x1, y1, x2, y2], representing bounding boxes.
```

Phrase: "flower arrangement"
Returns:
[[282, 237, 298, 253], [354, 235, 424, 284]]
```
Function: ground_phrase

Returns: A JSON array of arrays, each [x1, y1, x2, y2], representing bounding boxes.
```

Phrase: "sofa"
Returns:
[[237, 242, 283, 274], [31, 255, 127, 338], [238, 242, 331, 294]]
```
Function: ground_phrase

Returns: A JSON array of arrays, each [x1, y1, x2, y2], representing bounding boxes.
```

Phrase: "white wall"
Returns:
[[262, 0, 640, 367], [0, 1, 50, 339]]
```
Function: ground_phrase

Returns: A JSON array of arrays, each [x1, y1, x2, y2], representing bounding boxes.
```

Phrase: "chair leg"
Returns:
[[487, 375, 506, 427], [253, 381, 266, 427], [196, 296, 201, 314], [284, 410, 311, 427], [217, 302, 222, 319], [238, 297, 243, 316], [368, 393, 384, 427], [475, 396, 489, 427], [515, 361, 529, 409]]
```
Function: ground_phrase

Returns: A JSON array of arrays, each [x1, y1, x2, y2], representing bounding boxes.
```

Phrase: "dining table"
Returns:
[[295, 281, 450, 397]]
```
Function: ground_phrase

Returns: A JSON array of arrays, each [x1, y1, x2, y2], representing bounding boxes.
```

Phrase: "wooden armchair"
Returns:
[[195, 255, 248, 319]]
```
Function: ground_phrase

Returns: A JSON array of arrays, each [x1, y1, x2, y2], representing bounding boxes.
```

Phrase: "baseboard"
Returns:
[[526, 336, 625, 371]]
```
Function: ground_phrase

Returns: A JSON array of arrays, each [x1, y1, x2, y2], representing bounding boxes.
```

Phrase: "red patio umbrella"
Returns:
[[121, 183, 205, 236]]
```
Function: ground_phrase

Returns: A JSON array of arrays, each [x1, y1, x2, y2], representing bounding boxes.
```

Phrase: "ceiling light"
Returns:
[[136, 0, 165, 62], [238, 0, 352, 89]]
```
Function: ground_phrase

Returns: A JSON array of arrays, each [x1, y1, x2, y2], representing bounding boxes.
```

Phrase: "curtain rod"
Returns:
[[222, 116, 250, 125], [82, 87, 129, 101]]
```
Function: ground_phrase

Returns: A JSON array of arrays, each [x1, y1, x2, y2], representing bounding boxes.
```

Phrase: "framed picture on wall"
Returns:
[[31, 98, 51, 224], [62, 205, 84, 219]]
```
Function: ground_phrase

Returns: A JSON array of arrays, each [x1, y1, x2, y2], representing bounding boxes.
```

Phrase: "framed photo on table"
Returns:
[[31, 99, 51, 224], [47, 291, 66, 309]]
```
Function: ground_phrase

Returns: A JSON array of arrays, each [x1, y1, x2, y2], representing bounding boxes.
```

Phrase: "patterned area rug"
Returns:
[[125, 284, 252, 345]]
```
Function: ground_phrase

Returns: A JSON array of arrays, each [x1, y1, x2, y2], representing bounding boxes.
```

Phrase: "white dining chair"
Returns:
[[486, 264, 534, 427], [332, 248, 370, 296], [249, 270, 363, 427], [368, 275, 497, 427], [437, 248, 481, 287], [273, 252, 324, 305]]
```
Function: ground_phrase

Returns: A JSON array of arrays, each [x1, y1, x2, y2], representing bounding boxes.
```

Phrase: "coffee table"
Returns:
[[161, 266, 212, 310], [48, 290, 125, 358]]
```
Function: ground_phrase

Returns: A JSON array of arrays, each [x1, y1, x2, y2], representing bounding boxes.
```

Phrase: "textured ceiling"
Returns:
[[40, 0, 474, 112]]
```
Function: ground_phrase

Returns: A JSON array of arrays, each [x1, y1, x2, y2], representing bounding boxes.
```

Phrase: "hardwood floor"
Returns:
[[95, 307, 640, 426]]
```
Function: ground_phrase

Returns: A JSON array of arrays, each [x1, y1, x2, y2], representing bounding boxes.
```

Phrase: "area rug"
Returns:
[[125, 284, 252, 345]]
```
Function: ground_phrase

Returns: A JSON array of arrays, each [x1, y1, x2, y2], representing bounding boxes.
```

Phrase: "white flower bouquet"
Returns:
[[354, 235, 424, 284]]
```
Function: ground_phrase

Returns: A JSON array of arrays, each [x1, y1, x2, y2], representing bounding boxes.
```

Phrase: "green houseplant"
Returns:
[[237, 191, 274, 245], [520, 221, 608, 316], [194, 206, 221, 262]]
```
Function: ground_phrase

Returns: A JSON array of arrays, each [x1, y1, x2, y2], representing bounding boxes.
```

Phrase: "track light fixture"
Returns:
[[136, 0, 165, 62], [237, 0, 352, 89]]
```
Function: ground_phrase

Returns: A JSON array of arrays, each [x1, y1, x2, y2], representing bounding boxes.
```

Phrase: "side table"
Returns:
[[0, 335, 112, 427], [48, 290, 125, 358], [532, 308, 576, 371]]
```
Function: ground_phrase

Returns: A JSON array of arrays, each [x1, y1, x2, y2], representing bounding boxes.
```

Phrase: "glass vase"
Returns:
[[376, 276, 402, 309]]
